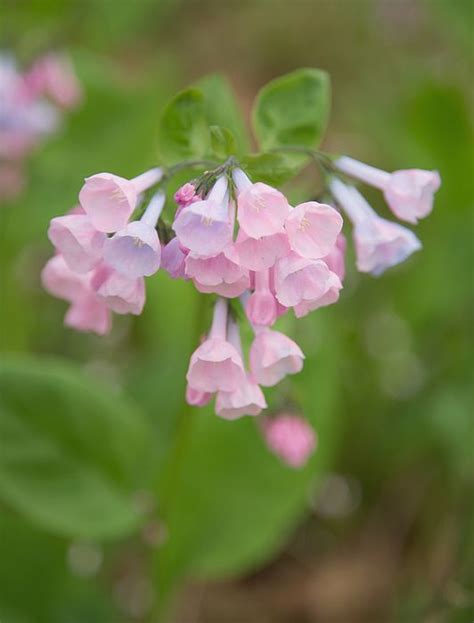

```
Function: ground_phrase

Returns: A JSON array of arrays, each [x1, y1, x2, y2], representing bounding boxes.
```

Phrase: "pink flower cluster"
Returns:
[[0, 52, 81, 202], [42, 168, 164, 334], [42, 153, 440, 468]]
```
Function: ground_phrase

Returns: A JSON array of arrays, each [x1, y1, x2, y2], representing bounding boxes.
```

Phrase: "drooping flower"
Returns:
[[250, 328, 304, 387], [262, 414, 317, 468], [94, 266, 145, 315], [285, 201, 343, 259], [26, 53, 82, 109], [185, 250, 246, 288], [293, 270, 342, 318], [79, 167, 163, 233], [233, 168, 290, 238], [186, 298, 245, 393], [245, 269, 277, 327], [331, 178, 421, 276], [215, 318, 267, 419], [41, 255, 111, 335], [273, 252, 336, 308], [103, 190, 165, 278], [335, 156, 441, 224], [47, 214, 106, 273], [173, 176, 233, 257]]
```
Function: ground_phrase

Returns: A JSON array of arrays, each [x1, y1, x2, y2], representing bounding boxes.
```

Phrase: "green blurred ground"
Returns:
[[1, 1, 473, 622]]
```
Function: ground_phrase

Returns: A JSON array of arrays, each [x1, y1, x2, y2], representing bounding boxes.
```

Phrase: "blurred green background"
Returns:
[[0, 1, 473, 622]]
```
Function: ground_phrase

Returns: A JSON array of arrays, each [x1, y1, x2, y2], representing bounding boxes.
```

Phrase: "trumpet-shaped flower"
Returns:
[[335, 156, 441, 223], [234, 169, 290, 238], [79, 167, 162, 233], [331, 179, 421, 276], [64, 294, 111, 336], [173, 176, 232, 256], [250, 328, 304, 387], [94, 268, 145, 315], [185, 250, 246, 287], [274, 253, 335, 308], [263, 414, 316, 468], [293, 270, 342, 318], [48, 214, 106, 273], [103, 191, 165, 278], [186, 298, 245, 393], [285, 201, 343, 259]]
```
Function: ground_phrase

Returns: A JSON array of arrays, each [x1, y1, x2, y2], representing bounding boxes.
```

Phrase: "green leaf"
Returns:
[[241, 152, 308, 186], [194, 74, 250, 153], [252, 68, 330, 151], [158, 88, 210, 164], [0, 356, 151, 540], [209, 125, 237, 160]]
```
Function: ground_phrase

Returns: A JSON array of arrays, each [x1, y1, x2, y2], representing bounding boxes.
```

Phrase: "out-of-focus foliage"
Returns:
[[0, 1, 472, 622]]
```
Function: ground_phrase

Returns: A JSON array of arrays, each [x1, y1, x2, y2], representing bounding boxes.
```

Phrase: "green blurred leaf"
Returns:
[[209, 125, 237, 160], [0, 356, 151, 540], [241, 151, 308, 185], [158, 88, 210, 165], [252, 68, 330, 151], [194, 74, 250, 153]]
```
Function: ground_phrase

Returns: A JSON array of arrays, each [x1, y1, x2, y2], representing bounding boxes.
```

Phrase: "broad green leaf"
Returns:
[[0, 356, 151, 540], [194, 74, 250, 153], [252, 68, 330, 151], [241, 152, 308, 186], [158, 88, 210, 165], [209, 125, 237, 160], [0, 511, 117, 623]]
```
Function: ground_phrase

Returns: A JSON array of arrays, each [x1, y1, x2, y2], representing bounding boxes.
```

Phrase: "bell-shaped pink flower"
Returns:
[[274, 253, 334, 308], [233, 169, 290, 239], [161, 237, 188, 279], [216, 375, 267, 419], [245, 269, 277, 327], [103, 191, 165, 278], [331, 179, 421, 276], [64, 294, 111, 336], [48, 214, 106, 273], [41, 254, 88, 302], [186, 298, 245, 393], [79, 167, 162, 233], [250, 328, 304, 387], [173, 176, 233, 257], [231, 229, 289, 272], [95, 268, 145, 315], [322, 233, 346, 282], [293, 271, 342, 318], [185, 383, 212, 407], [262, 414, 317, 468], [215, 319, 267, 419], [335, 156, 441, 224], [185, 250, 246, 287], [285, 201, 343, 259]]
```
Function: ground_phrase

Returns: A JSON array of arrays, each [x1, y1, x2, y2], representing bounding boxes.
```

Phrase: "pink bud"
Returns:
[[263, 414, 317, 468], [245, 269, 277, 327]]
